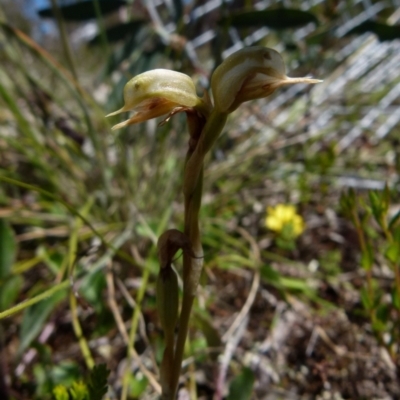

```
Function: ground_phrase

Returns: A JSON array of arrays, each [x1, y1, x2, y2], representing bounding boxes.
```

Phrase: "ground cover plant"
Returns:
[[0, 0, 400, 399]]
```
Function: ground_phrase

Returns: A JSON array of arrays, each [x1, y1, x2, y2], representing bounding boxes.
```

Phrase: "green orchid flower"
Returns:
[[211, 46, 322, 113], [106, 69, 209, 130]]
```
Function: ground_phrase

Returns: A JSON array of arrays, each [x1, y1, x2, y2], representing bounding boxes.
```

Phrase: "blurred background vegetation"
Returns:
[[0, 0, 400, 399]]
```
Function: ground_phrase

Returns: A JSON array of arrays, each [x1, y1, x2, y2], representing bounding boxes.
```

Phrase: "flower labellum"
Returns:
[[106, 69, 205, 130], [211, 46, 322, 113]]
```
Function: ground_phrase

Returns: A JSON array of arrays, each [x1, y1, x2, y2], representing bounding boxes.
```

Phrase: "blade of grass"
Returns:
[[49, 0, 79, 82], [67, 198, 95, 369], [0, 279, 70, 320]]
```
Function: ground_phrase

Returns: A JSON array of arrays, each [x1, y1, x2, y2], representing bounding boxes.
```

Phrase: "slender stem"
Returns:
[[169, 111, 228, 398], [170, 291, 195, 396], [69, 291, 95, 369], [168, 167, 203, 398], [183, 167, 204, 288], [183, 111, 228, 200]]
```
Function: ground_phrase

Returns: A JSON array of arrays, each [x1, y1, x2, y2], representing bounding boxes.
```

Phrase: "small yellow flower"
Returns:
[[265, 204, 305, 237]]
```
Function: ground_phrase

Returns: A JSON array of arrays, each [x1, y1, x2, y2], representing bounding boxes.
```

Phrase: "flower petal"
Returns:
[[109, 98, 180, 130]]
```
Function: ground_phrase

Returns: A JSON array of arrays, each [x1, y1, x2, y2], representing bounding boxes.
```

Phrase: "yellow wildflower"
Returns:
[[265, 204, 305, 237]]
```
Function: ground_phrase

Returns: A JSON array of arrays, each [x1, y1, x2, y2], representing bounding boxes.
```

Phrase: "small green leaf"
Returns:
[[88, 364, 110, 400], [221, 8, 318, 30], [129, 373, 148, 398], [385, 242, 399, 264], [276, 235, 296, 251], [227, 367, 255, 400], [0, 219, 16, 279], [51, 362, 82, 386]]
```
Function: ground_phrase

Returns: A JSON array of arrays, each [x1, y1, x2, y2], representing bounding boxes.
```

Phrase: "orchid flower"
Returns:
[[211, 46, 322, 113], [106, 69, 209, 130]]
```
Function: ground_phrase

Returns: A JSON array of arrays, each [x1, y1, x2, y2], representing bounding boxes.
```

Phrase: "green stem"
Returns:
[[167, 111, 228, 398], [183, 167, 204, 289], [171, 169, 203, 393], [69, 291, 95, 369], [160, 331, 176, 399], [170, 291, 195, 396], [183, 110, 228, 200]]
